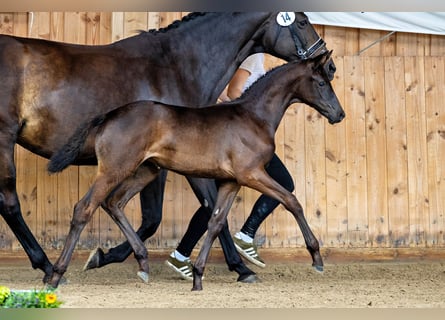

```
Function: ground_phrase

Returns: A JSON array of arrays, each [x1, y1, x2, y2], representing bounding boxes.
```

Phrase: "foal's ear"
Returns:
[[312, 50, 333, 71]]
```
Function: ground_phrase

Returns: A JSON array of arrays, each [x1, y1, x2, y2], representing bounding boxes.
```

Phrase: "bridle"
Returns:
[[287, 22, 326, 60], [270, 12, 336, 81], [272, 13, 327, 60]]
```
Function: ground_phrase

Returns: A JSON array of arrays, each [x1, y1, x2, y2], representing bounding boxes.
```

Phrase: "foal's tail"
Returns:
[[47, 115, 106, 173]]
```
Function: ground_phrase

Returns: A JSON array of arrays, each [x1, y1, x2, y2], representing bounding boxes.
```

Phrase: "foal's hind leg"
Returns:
[[240, 168, 323, 272], [186, 177, 257, 282], [49, 171, 133, 287], [84, 170, 167, 270], [192, 181, 241, 291], [0, 142, 53, 282], [100, 164, 161, 283]]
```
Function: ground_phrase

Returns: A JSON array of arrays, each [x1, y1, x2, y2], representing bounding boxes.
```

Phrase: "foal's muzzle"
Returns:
[[328, 109, 345, 124]]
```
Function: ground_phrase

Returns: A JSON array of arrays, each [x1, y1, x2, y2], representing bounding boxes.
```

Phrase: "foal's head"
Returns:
[[296, 51, 345, 124]]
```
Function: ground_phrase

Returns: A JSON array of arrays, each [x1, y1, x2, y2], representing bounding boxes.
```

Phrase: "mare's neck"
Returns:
[[119, 13, 270, 106]]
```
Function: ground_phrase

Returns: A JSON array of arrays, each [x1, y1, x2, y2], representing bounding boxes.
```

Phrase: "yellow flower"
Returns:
[[0, 286, 10, 295], [0, 286, 10, 303], [45, 293, 57, 304]]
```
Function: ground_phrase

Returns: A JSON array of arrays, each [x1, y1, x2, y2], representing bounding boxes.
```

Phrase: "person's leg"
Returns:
[[233, 153, 294, 267], [165, 205, 208, 281]]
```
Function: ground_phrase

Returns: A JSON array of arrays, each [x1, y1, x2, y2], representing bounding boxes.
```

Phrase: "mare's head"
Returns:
[[293, 50, 345, 124], [258, 12, 336, 80]]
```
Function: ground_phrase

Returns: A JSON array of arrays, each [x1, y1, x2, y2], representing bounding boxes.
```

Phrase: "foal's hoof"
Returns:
[[43, 274, 68, 288], [45, 277, 68, 290], [83, 247, 104, 271], [46, 274, 66, 289], [137, 271, 149, 283], [313, 265, 324, 273], [54, 276, 68, 286], [237, 274, 259, 283]]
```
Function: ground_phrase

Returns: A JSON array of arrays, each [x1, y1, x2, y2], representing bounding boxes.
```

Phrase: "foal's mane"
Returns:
[[237, 52, 330, 102], [236, 60, 303, 101], [139, 12, 207, 35]]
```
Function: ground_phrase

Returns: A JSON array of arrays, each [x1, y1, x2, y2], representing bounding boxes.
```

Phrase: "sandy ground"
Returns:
[[1, 249, 444, 308]]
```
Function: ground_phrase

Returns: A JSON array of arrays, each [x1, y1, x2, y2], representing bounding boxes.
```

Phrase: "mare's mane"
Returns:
[[138, 12, 208, 35]]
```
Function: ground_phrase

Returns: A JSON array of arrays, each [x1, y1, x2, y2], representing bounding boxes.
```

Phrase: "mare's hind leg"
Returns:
[[240, 168, 323, 272], [192, 181, 241, 291], [100, 163, 161, 283], [0, 141, 53, 282], [84, 169, 167, 270]]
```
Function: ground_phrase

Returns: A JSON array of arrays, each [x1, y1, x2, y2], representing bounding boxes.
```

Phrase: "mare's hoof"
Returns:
[[191, 285, 203, 291], [237, 274, 259, 283], [83, 247, 104, 271], [313, 265, 324, 273], [137, 271, 149, 283]]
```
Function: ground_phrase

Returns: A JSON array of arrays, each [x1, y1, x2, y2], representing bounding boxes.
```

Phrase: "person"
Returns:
[[218, 53, 265, 102], [165, 53, 295, 280]]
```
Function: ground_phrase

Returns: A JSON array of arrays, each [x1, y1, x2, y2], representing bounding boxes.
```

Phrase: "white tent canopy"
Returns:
[[306, 12, 445, 35]]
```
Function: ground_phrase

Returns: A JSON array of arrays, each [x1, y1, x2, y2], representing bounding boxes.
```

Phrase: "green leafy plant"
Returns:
[[0, 285, 62, 308]]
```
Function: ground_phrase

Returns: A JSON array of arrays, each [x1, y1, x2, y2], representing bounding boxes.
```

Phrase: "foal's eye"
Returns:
[[318, 81, 326, 87]]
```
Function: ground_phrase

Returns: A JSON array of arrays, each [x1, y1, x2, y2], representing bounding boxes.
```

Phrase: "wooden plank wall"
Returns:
[[0, 12, 444, 253]]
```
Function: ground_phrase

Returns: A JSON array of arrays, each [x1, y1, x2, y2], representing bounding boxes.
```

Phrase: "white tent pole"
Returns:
[[356, 31, 396, 55]]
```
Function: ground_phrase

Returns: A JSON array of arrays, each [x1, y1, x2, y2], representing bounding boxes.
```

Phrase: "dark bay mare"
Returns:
[[47, 50, 345, 290], [0, 12, 335, 283]]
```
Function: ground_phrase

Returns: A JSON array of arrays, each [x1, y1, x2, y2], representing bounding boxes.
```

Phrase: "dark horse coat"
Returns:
[[0, 12, 334, 283], [47, 51, 344, 290]]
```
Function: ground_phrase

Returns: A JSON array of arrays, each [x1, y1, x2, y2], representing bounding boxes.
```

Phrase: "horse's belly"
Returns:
[[151, 152, 235, 180], [17, 118, 60, 157], [17, 116, 96, 160]]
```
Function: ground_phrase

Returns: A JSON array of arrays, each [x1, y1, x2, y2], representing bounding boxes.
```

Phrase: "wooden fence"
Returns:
[[0, 12, 444, 253]]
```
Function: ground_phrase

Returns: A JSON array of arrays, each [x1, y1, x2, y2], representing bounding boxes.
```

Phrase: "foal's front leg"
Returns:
[[241, 169, 323, 272], [192, 181, 240, 291]]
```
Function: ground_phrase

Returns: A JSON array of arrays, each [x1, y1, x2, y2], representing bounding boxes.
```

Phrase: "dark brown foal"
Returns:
[[47, 50, 344, 290]]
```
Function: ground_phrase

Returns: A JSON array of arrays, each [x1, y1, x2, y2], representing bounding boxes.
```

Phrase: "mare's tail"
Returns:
[[47, 115, 106, 173]]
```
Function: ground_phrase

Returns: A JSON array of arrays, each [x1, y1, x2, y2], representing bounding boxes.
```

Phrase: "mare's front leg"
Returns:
[[0, 141, 53, 282], [100, 164, 161, 283], [241, 169, 323, 272], [192, 181, 240, 291]]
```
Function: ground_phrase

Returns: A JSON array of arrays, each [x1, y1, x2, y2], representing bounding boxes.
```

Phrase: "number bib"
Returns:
[[276, 12, 296, 27]]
